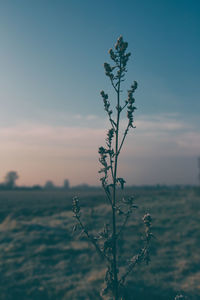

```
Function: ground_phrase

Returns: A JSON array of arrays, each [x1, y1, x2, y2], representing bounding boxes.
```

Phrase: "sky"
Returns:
[[0, 0, 200, 186]]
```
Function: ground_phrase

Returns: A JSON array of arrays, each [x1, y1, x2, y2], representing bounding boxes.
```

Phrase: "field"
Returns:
[[0, 187, 200, 300]]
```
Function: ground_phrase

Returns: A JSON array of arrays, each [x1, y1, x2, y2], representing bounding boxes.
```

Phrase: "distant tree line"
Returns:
[[1, 170, 198, 191], [0, 171, 71, 191], [44, 179, 70, 190]]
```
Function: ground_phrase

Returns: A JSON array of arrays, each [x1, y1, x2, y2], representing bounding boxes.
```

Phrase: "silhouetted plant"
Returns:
[[72, 36, 153, 300]]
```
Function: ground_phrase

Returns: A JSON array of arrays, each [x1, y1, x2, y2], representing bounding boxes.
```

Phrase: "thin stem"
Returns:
[[112, 53, 122, 300], [103, 185, 113, 206], [75, 215, 107, 261], [116, 210, 132, 239], [110, 78, 118, 93], [108, 115, 117, 131], [118, 125, 129, 156], [121, 102, 128, 111], [107, 145, 114, 181], [109, 154, 114, 181]]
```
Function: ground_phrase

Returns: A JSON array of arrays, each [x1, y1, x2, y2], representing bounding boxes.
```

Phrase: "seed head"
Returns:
[[106, 128, 114, 147], [72, 196, 80, 216], [108, 48, 117, 61], [143, 213, 152, 227]]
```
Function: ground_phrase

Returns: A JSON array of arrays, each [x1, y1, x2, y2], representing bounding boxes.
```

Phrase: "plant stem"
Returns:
[[112, 173, 118, 300], [112, 55, 122, 300]]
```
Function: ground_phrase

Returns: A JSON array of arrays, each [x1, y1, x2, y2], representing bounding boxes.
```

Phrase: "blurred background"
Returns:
[[0, 0, 200, 187]]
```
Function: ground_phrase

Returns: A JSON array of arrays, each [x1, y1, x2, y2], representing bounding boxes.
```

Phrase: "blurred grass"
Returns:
[[0, 187, 200, 299]]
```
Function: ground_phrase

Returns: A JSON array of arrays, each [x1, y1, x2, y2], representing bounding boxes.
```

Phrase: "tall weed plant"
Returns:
[[72, 36, 153, 300]]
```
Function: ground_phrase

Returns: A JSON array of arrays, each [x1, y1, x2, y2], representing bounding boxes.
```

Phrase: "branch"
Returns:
[[110, 78, 118, 93], [121, 102, 128, 111], [119, 213, 153, 284], [119, 244, 149, 285], [109, 154, 114, 181], [109, 116, 117, 131], [75, 215, 107, 261], [116, 209, 132, 239], [118, 124, 130, 155], [102, 184, 113, 207]]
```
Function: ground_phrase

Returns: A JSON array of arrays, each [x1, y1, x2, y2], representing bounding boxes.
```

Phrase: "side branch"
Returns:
[[109, 115, 117, 131], [118, 125, 129, 155], [102, 184, 113, 206], [108, 154, 114, 181], [116, 209, 132, 239], [120, 213, 153, 284], [110, 78, 118, 93], [75, 214, 107, 261], [121, 102, 128, 111], [119, 243, 149, 285]]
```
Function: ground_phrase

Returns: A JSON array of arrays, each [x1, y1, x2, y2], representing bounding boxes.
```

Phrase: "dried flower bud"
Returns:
[[127, 110, 133, 127], [120, 41, 128, 53], [104, 63, 112, 73], [115, 35, 123, 50], [98, 146, 107, 155], [143, 213, 152, 227], [122, 52, 131, 67], [72, 196, 80, 215], [127, 90, 135, 104], [131, 81, 138, 92], [108, 48, 117, 61], [117, 177, 126, 190], [104, 62, 114, 78], [100, 90, 111, 113], [100, 90, 105, 97], [106, 128, 114, 146], [100, 90, 108, 100]]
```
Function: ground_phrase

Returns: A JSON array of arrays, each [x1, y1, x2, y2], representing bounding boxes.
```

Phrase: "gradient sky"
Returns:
[[0, 0, 200, 186]]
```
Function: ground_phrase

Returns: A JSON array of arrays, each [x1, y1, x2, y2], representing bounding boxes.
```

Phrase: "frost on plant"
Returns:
[[72, 36, 153, 300]]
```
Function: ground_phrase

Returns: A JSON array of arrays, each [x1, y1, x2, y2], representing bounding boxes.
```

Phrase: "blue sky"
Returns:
[[0, 0, 200, 185]]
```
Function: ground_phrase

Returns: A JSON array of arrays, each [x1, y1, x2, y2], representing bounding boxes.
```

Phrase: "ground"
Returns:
[[0, 187, 199, 299]]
